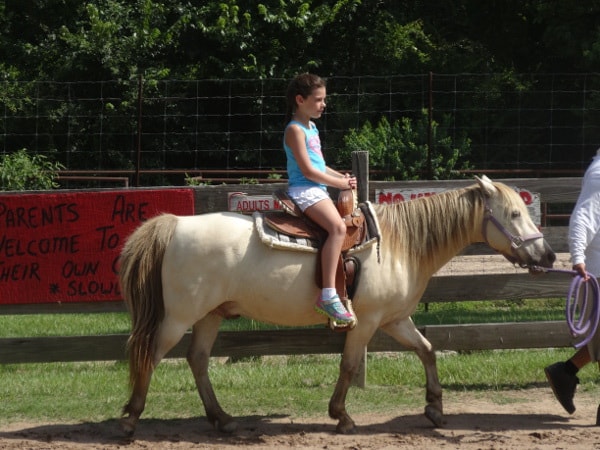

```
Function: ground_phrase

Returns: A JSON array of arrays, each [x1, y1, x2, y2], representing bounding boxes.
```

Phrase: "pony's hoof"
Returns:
[[424, 405, 445, 427], [214, 418, 238, 433], [335, 417, 356, 434], [119, 417, 136, 437]]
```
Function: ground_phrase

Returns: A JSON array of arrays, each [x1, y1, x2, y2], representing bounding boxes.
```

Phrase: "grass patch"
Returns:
[[412, 298, 566, 325], [0, 312, 130, 337]]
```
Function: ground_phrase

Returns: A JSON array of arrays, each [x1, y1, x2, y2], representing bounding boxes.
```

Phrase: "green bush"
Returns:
[[0, 149, 65, 191], [339, 110, 472, 180]]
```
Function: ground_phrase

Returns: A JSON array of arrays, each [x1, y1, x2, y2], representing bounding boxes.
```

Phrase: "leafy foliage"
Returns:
[[5, 1, 599, 82], [1, 1, 599, 179], [340, 111, 472, 180], [0, 149, 65, 191]]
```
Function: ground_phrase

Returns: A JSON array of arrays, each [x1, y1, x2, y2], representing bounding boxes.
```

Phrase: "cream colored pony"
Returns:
[[118, 176, 555, 436]]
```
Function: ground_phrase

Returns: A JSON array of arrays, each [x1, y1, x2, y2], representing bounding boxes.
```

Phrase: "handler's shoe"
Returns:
[[544, 362, 578, 414], [315, 295, 355, 324]]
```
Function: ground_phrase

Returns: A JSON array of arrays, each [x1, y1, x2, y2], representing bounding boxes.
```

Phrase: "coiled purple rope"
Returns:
[[532, 267, 600, 348]]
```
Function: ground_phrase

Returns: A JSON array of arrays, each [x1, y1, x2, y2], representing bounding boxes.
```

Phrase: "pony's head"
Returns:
[[477, 175, 555, 271]]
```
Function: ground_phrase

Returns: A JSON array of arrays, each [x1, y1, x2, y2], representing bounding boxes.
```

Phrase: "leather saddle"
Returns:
[[263, 189, 367, 331], [266, 189, 366, 250]]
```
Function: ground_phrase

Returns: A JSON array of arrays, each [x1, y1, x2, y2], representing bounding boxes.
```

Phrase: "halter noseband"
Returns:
[[482, 200, 544, 266]]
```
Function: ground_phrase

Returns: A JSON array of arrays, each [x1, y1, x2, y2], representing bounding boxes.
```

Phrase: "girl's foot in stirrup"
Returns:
[[315, 295, 354, 323]]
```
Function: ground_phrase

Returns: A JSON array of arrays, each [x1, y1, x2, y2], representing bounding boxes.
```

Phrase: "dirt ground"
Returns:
[[0, 387, 599, 449]]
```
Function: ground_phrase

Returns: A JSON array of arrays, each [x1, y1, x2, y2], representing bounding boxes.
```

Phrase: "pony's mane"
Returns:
[[373, 184, 484, 269]]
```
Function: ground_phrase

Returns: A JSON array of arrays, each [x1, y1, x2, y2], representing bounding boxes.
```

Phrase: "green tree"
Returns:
[[1, 1, 599, 177], [340, 112, 471, 180], [0, 149, 65, 191]]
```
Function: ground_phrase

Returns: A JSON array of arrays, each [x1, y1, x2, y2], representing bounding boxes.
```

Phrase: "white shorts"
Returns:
[[287, 186, 330, 212]]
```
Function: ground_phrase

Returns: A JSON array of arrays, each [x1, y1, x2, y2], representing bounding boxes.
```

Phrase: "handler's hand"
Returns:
[[573, 262, 589, 280]]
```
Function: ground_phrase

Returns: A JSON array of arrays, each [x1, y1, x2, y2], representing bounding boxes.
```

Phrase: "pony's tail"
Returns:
[[119, 213, 179, 387]]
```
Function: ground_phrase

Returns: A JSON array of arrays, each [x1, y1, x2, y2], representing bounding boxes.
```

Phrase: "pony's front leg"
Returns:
[[381, 317, 444, 427], [329, 326, 376, 434], [187, 314, 237, 433]]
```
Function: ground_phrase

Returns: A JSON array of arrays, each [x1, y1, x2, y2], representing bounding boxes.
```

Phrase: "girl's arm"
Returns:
[[326, 166, 351, 179]]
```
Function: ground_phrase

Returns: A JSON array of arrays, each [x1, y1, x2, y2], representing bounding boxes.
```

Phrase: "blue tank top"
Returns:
[[284, 120, 326, 189]]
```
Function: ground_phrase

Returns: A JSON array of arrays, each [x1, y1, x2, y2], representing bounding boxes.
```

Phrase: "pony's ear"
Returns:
[[475, 175, 497, 198]]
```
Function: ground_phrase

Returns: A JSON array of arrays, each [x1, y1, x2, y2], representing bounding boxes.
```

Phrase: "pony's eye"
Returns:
[[511, 210, 521, 219]]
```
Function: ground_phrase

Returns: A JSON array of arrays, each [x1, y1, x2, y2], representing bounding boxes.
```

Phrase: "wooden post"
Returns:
[[352, 151, 369, 203], [350, 150, 369, 388]]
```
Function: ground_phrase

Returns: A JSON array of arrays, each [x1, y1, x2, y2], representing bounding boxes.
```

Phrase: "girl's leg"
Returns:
[[304, 199, 355, 323], [304, 198, 346, 289]]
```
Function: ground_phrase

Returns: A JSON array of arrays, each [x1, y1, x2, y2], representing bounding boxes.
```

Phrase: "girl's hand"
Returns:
[[344, 174, 357, 190]]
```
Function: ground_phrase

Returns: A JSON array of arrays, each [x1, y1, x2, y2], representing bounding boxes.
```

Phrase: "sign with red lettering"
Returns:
[[228, 192, 282, 213], [0, 189, 194, 304], [376, 188, 444, 204], [376, 187, 541, 226]]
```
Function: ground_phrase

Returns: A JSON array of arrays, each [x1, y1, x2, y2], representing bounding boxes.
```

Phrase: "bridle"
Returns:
[[481, 199, 544, 267]]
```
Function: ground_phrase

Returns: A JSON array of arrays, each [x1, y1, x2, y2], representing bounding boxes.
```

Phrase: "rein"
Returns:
[[528, 267, 600, 349]]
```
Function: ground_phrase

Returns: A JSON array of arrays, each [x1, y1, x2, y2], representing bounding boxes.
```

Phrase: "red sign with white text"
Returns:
[[0, 189, 194, 304]]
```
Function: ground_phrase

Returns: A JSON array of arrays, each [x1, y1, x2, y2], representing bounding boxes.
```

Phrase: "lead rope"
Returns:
[[530, 266, 600, 348]]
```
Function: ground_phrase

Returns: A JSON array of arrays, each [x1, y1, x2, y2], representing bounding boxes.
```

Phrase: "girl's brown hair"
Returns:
[[285, 73, 326, 123]]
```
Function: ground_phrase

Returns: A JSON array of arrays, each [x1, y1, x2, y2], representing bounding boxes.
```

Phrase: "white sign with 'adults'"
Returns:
[[228, 192, 282, 213]]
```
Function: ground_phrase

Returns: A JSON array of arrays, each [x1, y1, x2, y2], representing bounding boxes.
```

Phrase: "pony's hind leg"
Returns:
[[187, 313, 237, 433], [121, 364, 152, 436], [120, 318, 189, 436], [381, 317, 444, 427]]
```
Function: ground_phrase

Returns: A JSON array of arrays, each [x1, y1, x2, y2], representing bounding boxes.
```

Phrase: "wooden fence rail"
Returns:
[[0, 177, 583, 365]]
